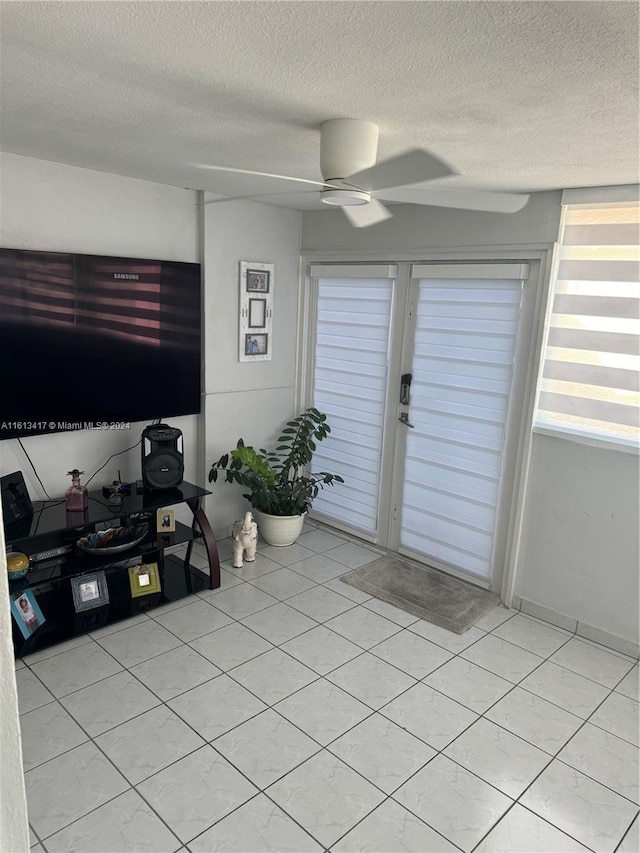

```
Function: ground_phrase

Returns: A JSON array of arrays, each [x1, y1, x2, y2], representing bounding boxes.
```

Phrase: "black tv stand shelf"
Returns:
[[6, 481, 220, 658]]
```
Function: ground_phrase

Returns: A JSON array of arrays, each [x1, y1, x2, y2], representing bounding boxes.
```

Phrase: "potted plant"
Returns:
[[208, 407, 344, 546]]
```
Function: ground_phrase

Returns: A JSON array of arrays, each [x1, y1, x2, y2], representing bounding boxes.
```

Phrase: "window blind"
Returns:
[[535, 203, 640, 447], [400, 274, 523, 580], [310, 275, 394, 534]]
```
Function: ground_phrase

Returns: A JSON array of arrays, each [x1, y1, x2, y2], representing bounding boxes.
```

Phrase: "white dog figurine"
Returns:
[[232, 511, 258, 568]]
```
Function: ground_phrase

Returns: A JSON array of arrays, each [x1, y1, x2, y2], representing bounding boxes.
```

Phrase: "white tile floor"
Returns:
[[17, 526, 640, 853]]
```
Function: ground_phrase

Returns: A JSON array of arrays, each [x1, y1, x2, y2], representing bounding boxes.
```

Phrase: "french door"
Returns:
[[307, 261, 531, 589]]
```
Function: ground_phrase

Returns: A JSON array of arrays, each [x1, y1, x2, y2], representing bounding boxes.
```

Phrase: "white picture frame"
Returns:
[[248, 298, 267, 328], [239, 261, 273, 362]]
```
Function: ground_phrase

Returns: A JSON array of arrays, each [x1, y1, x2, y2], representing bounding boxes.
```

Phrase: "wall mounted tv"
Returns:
[[0, 248, 201, 439]]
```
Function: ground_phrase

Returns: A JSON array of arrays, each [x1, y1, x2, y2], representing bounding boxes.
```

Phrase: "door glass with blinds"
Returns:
[[398, 265, 526, 582], [309, 265, 395, 535], [535, 202, 640, 447]]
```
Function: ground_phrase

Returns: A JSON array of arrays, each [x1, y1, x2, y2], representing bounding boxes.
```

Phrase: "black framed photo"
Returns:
[[246, 269, 270, 293], [244, 333, 268, 356], [71, 571, 110, 612]]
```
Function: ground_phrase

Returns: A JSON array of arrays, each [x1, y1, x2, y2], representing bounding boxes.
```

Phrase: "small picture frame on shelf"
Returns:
[[71, 571, 109, 613], [11, 589, 45, 639], [156, 508, 175, 532], [129, 562, 162, 598]]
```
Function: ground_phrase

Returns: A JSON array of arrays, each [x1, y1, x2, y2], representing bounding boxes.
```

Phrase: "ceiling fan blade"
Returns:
[[342, 198, 393, 228], [205, 190, 319, 204], [194, 163, 331, 189], [348, 149, 454, 192], [378, 186, 530, 213]]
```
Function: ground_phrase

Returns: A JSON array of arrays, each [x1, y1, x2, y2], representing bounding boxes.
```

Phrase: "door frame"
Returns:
[[298, 245, 554, 598]]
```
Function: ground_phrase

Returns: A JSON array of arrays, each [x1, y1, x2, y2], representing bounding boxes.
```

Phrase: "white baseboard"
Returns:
[[576, 621, 640, 660], [518, 598, 578, 633], [517, 596, 639, 659]]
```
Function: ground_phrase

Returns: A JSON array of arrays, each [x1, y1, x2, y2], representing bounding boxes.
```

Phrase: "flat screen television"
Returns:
[[0, 248, 201, 439]]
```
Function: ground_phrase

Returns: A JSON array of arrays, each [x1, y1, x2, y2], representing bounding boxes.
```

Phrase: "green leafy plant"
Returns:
[[208, 408, 344, 516]]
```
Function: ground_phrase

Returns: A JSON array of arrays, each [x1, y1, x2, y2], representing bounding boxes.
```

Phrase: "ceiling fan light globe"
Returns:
[[321, 189, 371, 207]]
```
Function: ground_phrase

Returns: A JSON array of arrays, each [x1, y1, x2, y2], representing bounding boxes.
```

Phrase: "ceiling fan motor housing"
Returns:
[[320, 119, 379, 182]]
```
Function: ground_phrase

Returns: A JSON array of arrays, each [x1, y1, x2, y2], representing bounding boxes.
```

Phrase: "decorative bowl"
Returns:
[[77, 524, 149, 555]]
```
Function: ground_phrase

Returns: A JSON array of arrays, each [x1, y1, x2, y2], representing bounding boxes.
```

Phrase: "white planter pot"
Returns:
[[254, 510, 306, 547]]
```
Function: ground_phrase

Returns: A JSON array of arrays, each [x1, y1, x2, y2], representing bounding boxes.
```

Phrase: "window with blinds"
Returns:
[[309, 267, 395, 534], [534, 202, 640, 447]]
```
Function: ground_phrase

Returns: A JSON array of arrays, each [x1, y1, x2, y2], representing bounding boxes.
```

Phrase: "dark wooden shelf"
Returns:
[[6, 481, 220, 658]]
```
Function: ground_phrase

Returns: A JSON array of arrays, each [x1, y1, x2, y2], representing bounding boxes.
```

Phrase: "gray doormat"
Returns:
[[341, 555, 500, 634]]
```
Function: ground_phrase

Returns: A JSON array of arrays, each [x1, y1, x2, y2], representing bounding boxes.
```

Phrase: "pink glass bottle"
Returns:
[[65, 469, 88, 511]]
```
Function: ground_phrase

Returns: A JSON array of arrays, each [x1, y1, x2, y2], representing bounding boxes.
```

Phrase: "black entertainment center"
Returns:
[[0, 245, 215, 657], [5, 481, 221, 658]]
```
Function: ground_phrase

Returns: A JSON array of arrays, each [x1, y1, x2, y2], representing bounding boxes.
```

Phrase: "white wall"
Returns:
[[516, 435, 640, 647], [0, 153, 201, 498], [202, 197, 302, 532], [301, 191, 562, 250], [302, 193, 639, 647]]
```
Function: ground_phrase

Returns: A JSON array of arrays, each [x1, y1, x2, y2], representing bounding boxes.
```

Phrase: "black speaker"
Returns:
[[141, 424, 184, 490]]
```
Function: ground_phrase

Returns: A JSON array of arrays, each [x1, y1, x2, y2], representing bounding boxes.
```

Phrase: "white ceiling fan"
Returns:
[[198, 119, 530, 228]]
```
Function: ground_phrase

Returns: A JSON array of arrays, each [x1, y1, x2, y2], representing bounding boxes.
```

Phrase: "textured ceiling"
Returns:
[[0, 1, 638, 210]]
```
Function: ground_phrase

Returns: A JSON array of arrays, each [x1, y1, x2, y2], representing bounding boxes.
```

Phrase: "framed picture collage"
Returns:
[[238, 261, 274, 362]]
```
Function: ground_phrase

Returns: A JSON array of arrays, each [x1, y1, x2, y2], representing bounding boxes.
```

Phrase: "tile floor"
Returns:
[[16, 525, 640, 853]]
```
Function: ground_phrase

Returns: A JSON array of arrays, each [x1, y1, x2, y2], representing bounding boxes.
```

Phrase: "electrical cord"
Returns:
[[15, 435, 142, 498], [84, 438, 142, 489], [17, 438, 51, 499], [31, 499, 65, 536], [8, 434, 142, 543], [85, 417, 172, 488], [14, 422, 162, 524]]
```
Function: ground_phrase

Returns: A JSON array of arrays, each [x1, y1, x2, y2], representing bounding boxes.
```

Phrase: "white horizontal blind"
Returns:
[[311, 276, 394, 533], [400, 275, 523, 580], [535, 203, 640, 447]]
